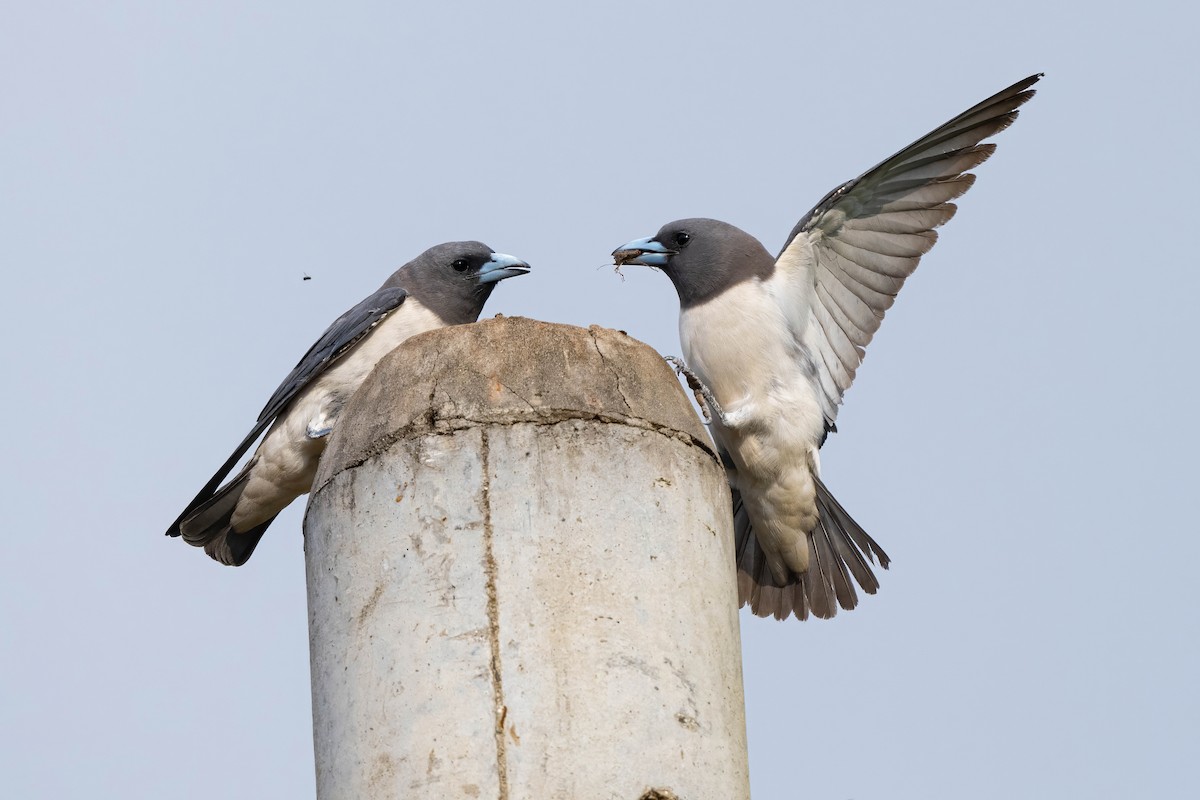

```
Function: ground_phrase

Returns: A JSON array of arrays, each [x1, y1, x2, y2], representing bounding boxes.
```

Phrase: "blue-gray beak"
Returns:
[[612, 236, 675, 268], [477, 252, 532, 284]]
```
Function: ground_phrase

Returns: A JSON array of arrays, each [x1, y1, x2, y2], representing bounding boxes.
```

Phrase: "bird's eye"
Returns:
[[674, 232, 691, 247], [451, 258, 471, 272]]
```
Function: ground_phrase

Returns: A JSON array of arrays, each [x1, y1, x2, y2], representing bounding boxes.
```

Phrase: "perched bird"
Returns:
[[166, 241, 531, 565], [613, 75, 1040, 620]]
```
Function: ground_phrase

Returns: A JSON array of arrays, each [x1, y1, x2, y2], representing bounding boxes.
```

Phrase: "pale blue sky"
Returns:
[[3, 2, 1197, 798]]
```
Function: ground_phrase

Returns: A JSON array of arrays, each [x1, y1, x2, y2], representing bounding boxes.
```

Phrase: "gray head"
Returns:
[[612, 218, 774, 307], [384, 241, 530, 324]]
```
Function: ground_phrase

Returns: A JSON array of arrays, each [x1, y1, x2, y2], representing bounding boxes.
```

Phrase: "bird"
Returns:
[[166, 241, 531, 566], [612, 74, 1040, 621]]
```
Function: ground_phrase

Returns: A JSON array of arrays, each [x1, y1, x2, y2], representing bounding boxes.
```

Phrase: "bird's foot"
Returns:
[[306, 421, 333, 439], [664, 355, 735, 427], [306, 400, 345, 440]]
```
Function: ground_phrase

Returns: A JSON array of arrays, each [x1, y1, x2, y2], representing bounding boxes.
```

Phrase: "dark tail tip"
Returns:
[[203, 520, 273, 566], [174, 471, 274, 566]]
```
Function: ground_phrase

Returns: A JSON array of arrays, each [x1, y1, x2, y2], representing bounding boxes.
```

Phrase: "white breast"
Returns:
[[678, 280, 824, 443], [679, 278, 827, 579]]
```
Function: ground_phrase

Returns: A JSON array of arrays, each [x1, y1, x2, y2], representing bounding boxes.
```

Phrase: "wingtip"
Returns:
[[987, 73, 1043, 109], [1012, 73, 1044, 99]]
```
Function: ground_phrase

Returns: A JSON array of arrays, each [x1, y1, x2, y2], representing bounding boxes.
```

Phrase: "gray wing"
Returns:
[[254, 286, 409, 424], [165, 286, 409, 537], [774, 74, 1040, 429]]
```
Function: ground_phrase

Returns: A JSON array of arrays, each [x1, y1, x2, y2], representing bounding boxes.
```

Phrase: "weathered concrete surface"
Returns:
[[304, 317, 748, 800], [311, 317, 716, 492]]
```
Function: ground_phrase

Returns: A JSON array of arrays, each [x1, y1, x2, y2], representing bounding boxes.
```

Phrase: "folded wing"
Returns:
[[165, 286, 410, 537]]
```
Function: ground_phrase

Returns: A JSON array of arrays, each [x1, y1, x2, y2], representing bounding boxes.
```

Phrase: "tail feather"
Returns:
[[817, 479, 891, 570], [202, 519, 273, 566], [732, 492, 760, 578], [732, 478, 890, 621], [823, 512, 882, 595], [733, 490, 784, 616], [178, 470, 275, 566], [166, 417, 276, 539], [814, 516, 858, 612], [805, 520, 838, 619]]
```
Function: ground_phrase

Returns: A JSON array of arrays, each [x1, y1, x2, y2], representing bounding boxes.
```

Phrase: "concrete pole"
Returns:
[[303, 317, 749, 800]]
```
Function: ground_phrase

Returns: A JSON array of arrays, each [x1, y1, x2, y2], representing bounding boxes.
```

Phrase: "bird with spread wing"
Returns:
[[614, 75, 1041, 620]]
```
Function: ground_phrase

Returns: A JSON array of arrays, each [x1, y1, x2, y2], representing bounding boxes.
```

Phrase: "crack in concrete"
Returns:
[[588, 327, 634, 413], [493, 377, 536, 410], [313, 414, 718, 497], [479, 428, 510, 800]]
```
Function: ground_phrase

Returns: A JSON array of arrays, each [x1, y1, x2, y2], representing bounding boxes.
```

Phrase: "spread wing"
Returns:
[[165, 286, 410, 537], [774, 74, 1040, 429]]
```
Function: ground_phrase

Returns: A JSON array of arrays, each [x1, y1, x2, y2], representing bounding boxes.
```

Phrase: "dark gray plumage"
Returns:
[[166, 241, 530, 565], [614, 75, 1040, 620]]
